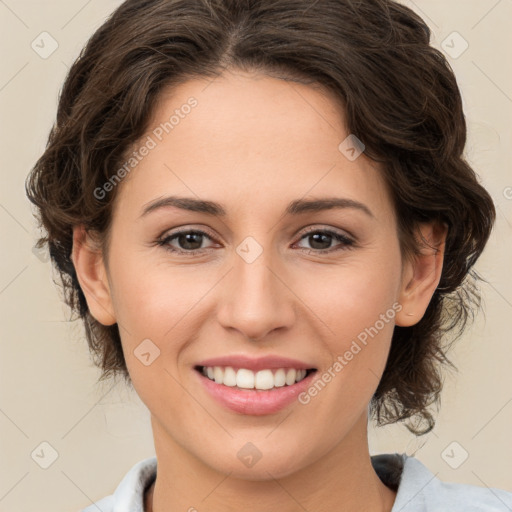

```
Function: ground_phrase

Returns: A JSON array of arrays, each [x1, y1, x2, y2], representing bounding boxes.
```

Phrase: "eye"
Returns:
[[156, 228, 218, 256], [156, 226, 356, 256], [294, 227, 355, 254]]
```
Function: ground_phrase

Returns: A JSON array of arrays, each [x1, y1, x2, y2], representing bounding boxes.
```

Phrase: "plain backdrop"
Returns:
[[1, 1, 511, 511]]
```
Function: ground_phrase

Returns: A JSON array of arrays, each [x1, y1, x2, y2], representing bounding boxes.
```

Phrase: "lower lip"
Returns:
[[195, 369, 317, 415]]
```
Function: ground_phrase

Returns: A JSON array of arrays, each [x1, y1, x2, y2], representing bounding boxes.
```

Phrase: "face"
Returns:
[[75, 69, 443, 480]]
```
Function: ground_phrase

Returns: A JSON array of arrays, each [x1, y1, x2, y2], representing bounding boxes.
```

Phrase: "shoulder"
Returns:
[[389, 453, 512, 511], [79, 456, 157, 512]]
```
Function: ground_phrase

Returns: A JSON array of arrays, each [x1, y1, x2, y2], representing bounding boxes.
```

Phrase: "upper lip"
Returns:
[[195, 355, 316, 372]]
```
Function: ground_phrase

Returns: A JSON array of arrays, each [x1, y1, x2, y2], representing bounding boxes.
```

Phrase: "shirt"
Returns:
[[80, 453, 512, 511]]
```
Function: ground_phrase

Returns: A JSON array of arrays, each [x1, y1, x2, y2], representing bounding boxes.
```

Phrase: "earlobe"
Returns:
[[71, 225, 117, 326], [395, 221, 448, 327]]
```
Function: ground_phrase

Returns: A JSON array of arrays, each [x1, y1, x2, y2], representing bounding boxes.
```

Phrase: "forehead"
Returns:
[[113, 70, 393, 222]]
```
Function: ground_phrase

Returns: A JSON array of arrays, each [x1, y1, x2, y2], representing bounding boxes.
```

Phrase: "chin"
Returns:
[[204, 444, 310, 481]]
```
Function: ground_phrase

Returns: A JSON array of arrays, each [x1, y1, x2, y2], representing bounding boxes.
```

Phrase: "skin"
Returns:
[[72, 69, 447, 512]]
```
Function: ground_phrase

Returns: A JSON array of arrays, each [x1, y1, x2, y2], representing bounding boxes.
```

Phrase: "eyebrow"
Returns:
[[140, 195, 375, 219]]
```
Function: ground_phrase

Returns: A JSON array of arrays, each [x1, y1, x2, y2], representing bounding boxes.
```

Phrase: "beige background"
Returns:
[[0, 1, 511, 511]]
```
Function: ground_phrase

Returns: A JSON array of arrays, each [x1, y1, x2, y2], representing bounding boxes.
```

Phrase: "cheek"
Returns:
[[306, 254, 402, 341], [107, 257, 221, 396], [110, 261, 198, 411], [301, 250, 401, 398], [108, 250, 204, 337]]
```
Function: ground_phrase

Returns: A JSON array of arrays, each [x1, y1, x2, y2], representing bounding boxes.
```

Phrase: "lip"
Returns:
[[195, 354, 316, 372], [194, 366, 318, 415]]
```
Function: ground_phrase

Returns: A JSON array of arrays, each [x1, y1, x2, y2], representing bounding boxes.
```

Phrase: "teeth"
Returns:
[[201, 366, 310, 390], [223, 366, 237, 387]]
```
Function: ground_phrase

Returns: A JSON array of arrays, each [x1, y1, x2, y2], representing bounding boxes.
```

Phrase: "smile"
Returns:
[[194, 365, 318, 415], [197, 365, 314, 390]]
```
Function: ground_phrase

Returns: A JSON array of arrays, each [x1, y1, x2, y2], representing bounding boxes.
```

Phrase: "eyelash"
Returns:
[[155, 226, 356, 257]]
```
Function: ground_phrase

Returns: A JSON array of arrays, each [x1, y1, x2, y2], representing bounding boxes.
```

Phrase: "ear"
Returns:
[[71, 225, 116, 326], [395, 221, 448, 327]]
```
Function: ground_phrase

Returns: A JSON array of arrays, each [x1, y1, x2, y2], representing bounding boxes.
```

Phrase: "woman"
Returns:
[[25, 0, 512, 510]]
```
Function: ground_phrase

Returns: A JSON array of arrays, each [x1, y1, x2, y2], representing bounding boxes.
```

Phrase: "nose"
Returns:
[[216, 249, 296, 342]]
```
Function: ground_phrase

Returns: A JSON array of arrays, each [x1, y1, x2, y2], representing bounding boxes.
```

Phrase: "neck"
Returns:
[[146, 413, 397, 512]]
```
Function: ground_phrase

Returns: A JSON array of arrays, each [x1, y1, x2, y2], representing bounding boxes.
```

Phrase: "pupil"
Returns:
[[180, 233, 202, 250], [310, 233, 331, 250]]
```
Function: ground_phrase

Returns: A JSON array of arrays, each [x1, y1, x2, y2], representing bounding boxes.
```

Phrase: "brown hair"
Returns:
[[25, 0, 495, 436]]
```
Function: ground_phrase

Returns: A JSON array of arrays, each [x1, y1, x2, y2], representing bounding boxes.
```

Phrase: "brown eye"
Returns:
[[157, 229, 217, 255], [295, 229, 355, 254]]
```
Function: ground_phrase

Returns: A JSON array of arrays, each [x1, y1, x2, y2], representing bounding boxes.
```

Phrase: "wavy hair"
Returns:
[[25, 0, 495, 435]]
